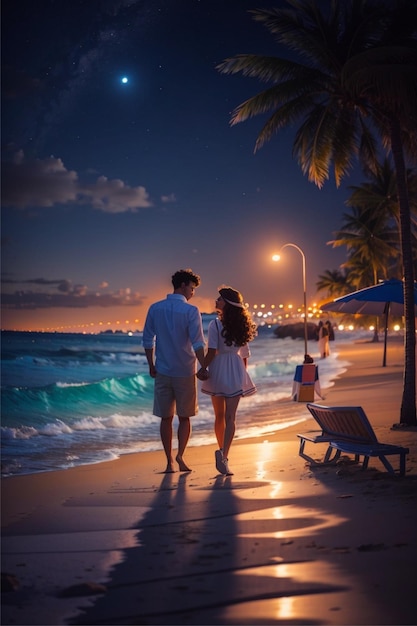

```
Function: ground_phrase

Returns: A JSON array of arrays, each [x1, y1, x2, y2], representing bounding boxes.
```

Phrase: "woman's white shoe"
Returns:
[[222, 458, 233, 476]]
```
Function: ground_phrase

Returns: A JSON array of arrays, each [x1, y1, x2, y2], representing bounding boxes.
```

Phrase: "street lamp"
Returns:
[[273, 243, 311, 363]]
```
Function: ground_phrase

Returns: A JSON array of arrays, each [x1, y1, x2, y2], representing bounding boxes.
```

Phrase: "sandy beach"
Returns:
[[2, 338, 417, 625]]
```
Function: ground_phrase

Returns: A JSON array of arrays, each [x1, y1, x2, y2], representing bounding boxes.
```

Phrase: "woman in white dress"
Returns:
[[199, 286, 257, 475]]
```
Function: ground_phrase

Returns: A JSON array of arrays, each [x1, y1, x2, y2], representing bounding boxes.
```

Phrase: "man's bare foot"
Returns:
[[176, 454, 191, 472]]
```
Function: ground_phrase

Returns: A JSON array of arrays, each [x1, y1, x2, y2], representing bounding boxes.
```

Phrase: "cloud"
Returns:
[[1, 276, 146, 309], [1, 151, 152, 212], [161, 193, 176, 203], [81, 176, 151, 213], [2, 151, 78, 208]]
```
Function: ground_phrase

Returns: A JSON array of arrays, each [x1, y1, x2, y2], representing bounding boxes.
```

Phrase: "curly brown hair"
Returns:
[[171, 269, 201, 289], [218, 286, 257, 347]]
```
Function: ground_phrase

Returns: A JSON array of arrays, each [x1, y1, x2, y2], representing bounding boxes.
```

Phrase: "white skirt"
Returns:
[[201, 352, 256, 398]]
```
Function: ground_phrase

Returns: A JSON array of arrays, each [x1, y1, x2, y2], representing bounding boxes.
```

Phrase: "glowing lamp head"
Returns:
[[272, 254, 280, 262]]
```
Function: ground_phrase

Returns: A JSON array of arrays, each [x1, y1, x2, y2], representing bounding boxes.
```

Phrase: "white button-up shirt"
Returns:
[[142, 294, 206, 377]]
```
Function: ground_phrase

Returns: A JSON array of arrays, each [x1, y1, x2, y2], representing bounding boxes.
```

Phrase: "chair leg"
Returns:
[[298, 439, 318, 464], [399, 453, 406, 477], [378, 455, 395, 475], [324, 447, 341, 463], [324, 445, 333, 462]]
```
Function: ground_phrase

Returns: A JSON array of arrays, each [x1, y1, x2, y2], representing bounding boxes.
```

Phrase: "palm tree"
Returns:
[[330, 204, 398, 283], [316, 264, 380, 331], [346, 160, 417, 278], [340, 254, 379, 290], [322, 161, 417, 338], [316, 268, 352, 297], [217, 0, 417, 425]]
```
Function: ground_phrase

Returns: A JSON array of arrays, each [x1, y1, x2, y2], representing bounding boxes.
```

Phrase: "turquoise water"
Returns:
[[1, 324, 357, 476]]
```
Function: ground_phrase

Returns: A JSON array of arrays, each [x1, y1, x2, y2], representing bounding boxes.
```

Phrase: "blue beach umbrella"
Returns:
[[321, 279, 417, 366]]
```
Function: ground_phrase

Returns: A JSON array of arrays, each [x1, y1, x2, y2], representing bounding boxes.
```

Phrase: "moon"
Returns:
[[121, 76, 129, 84]]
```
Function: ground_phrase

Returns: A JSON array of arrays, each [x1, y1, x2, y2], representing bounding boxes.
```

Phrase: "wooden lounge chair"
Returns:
[[297, 403, 409, 475]]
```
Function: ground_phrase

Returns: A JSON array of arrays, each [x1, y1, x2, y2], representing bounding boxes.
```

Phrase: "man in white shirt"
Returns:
[[143, 269, 207, 472]]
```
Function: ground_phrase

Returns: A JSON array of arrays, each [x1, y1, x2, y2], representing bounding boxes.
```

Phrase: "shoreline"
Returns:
[[2, 327, 358, 479], [0, 331, 350, 479], [2, 337, 417, 625]]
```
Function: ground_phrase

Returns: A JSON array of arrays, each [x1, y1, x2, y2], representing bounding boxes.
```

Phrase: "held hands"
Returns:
[[196, 368, 209, 381]]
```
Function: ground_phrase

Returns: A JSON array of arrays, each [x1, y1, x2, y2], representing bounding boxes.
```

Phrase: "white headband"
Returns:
[[223, 297, 245, 308]]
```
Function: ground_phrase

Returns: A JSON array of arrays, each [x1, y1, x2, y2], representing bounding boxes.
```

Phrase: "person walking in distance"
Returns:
[[199, 286, 257, 476], [317, 320, 330, 358], [143, 269, 207, 473]]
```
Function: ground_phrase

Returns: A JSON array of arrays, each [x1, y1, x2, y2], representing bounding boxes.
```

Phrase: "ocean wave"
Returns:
[[1, 374, 154, 426], [1, 411, 155, 442], [1, 328, 368, 476]]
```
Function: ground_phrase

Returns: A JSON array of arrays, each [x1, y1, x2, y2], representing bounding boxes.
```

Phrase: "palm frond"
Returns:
[[252, 93, 317, 151], [251, 3, 346, 74], [292, 104, 359, 187], [229, 83, 315, 127], [357, 119, 380, 177], [330, 110, 360, 186], [342, 46, 417, 117], [217, 54, 302, 83]]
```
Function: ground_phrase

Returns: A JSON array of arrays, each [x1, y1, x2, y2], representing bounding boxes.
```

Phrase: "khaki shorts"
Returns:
[[153, 373, 198, 418]]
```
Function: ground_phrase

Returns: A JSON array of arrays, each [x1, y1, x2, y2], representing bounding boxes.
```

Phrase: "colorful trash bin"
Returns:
[[292, 364, 322, 402]]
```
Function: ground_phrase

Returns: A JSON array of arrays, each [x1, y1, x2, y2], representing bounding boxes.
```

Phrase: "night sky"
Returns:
[[1, 0, 360, 332]]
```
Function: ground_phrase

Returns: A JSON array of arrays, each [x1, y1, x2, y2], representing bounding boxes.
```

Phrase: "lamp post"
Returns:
[[273, 243, 310, 363]]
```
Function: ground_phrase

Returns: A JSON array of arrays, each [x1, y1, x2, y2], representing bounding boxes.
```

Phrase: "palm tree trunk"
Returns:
[[390, 116, 416, 425]]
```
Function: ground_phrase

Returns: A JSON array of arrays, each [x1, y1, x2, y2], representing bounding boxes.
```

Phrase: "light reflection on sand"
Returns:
[[236, 503, 348, 538], [232, 561, 353, 623]]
